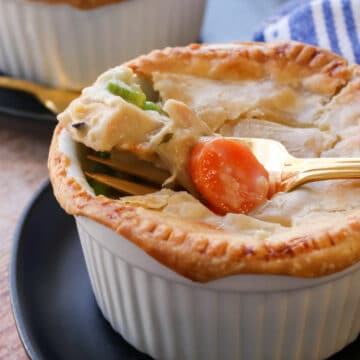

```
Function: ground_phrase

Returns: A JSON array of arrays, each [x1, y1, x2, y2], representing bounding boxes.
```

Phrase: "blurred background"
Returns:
[[202, 0, 289, 42]]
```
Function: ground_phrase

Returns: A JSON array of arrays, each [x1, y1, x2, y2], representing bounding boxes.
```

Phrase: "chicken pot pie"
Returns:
[[49, 41, 360, 282]]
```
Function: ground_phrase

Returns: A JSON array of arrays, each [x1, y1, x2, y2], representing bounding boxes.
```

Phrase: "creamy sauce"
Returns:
[[58, 129, 95, 195]]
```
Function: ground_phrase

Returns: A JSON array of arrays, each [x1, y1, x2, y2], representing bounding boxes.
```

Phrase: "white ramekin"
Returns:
[[75, 214, 360, 360], [0, 0, 206, 89]]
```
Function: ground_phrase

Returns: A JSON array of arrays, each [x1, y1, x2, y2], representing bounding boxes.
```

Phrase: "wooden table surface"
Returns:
[[0, 116, 55, 359]]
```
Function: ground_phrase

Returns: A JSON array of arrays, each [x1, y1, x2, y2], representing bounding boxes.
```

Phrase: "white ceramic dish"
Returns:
[[75, 213, 360, 360], [0, 0, 206, 89], [52, 116, 360, 360]]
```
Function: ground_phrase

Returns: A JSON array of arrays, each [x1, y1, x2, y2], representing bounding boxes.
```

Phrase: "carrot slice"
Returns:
[[188, 137, 270, 215]]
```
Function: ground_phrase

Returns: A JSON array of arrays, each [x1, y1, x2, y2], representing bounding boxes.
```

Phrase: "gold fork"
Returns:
[[86, 137, 360, 196], [85, 151, 168, 195], [236, 137, 360, 195], [0, 76, 80, 114]]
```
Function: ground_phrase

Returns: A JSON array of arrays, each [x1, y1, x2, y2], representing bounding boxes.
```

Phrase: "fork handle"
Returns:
[[281, 157, 360, 191], [0, 76, 80, 114], [0, 76, 44, 95]]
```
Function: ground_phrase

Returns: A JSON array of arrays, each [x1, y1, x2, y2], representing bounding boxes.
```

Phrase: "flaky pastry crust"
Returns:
[[126, 42, 351, 96], [49, 42, 360, 282]]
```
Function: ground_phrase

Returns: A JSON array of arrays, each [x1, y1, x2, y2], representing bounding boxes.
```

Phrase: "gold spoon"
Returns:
[[0, 76, 80, 114], [86, 137, 360, 196]]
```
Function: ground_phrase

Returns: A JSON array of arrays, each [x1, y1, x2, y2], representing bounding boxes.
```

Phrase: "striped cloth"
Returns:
[[254, 0, 360, 64]]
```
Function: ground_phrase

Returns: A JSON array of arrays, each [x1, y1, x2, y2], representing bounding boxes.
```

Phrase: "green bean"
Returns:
[[107, 82, 146, 108], [143, 101, 163, 113]]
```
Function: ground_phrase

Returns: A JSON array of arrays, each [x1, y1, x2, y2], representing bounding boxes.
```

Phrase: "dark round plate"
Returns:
[[0, 87, 56, 124], [9, 182, 360, 360], [10, 181, 150, 360]]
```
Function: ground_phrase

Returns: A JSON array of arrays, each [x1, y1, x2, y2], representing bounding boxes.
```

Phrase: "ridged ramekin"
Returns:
[[75, 214, 360, 360], [0, 0, 206, 89]]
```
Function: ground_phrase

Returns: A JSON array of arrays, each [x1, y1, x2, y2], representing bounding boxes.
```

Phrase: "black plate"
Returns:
[[9, 182, 360, 360], [10, 181, 150, 360], [0, 87, 56, 124]]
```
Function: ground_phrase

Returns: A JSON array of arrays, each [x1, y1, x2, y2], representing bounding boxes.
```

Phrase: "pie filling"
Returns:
[[58, 63, 360, 238]]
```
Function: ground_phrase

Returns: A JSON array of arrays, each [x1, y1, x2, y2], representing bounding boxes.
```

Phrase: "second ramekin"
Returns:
[[75, 214, 360, 360], [0, 0, 206, 89]]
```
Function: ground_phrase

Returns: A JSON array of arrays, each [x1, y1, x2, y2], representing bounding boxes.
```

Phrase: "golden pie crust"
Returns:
[[30, 0, 124, 9], [49, 42, 360, 282]]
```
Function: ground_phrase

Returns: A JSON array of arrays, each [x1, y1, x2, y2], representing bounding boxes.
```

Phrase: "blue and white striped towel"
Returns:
[[254, 0, 360, 64]]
